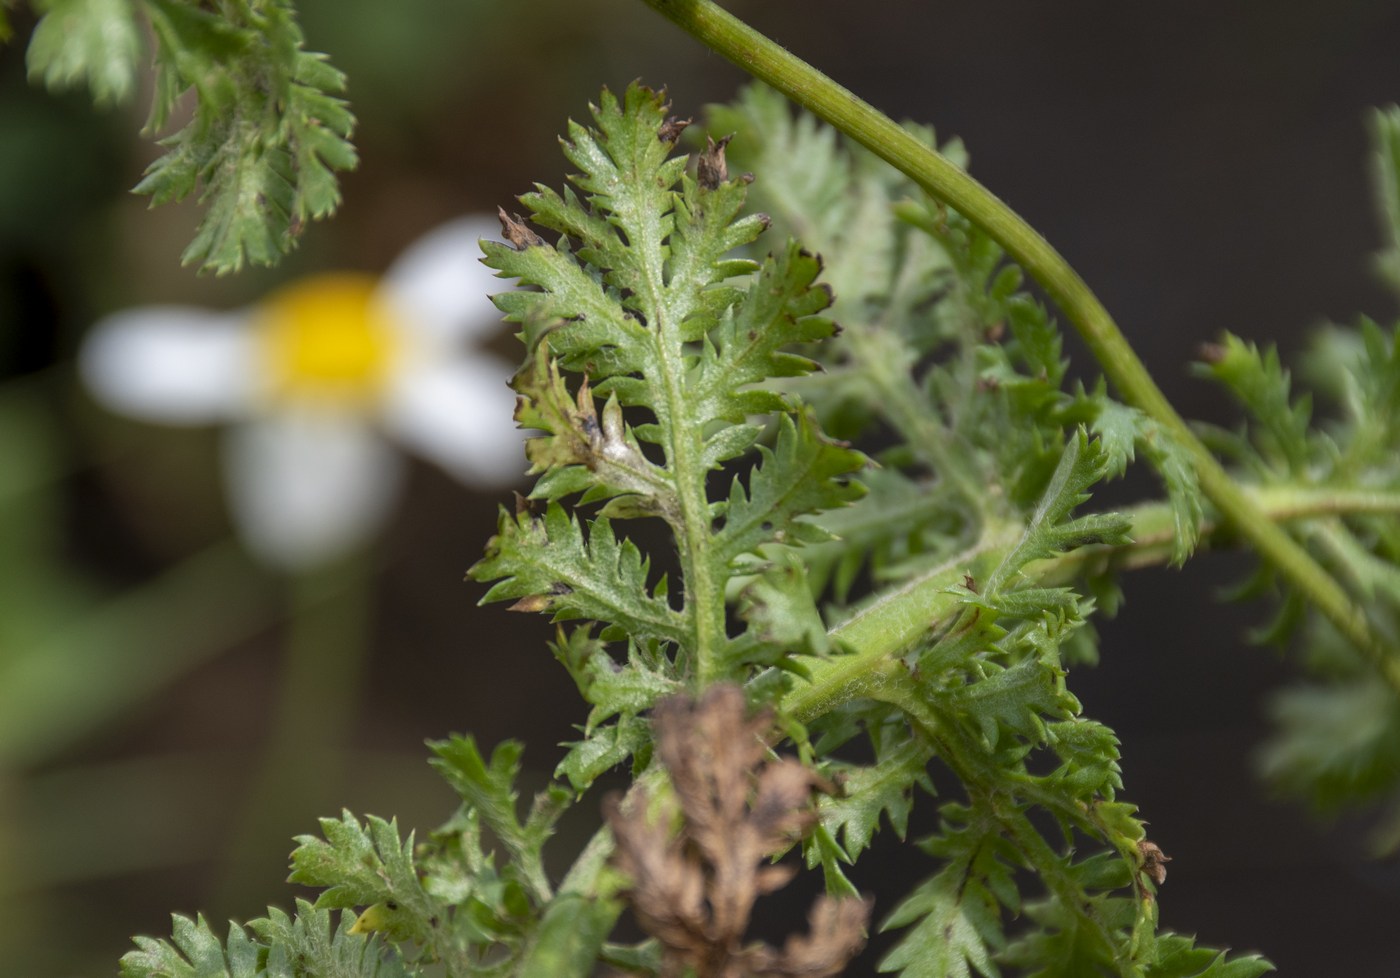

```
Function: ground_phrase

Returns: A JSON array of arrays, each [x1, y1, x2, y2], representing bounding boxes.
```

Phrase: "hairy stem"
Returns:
[[637, 0, 1394, 685], [654, 299, 727, 688], [783, 486, 1400, 722]]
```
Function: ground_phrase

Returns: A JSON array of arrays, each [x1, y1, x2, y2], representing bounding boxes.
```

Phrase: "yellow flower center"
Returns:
[[256, 273, 400, 405]]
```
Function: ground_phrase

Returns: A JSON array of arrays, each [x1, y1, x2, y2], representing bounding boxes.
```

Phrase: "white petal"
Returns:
[[80, 307, 259, 424], [380, 216, 511, 344], [223, 412, 403, 569], [382, 353, 525, 488]]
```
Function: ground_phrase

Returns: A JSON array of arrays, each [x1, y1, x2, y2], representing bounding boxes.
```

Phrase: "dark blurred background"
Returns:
[[2, 1, 1399, 974]]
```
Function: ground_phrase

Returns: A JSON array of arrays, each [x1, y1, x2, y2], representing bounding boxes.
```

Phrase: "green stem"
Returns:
[[782, 527, 1017, 724], [669, 413, 726, 686], [637, 0, 1391, 678], [657, 317, 727, 688], [783, 485, 1400, 722], [1250, 485, 1400, 520], [631, 155, 727, 687]]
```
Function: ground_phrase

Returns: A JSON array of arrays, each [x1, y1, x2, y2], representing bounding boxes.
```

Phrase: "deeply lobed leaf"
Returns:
[[120, 904, 409, 978], [26, 0, 142, 105], [475, 82, 865, 701], [29, 0, 359, 273]]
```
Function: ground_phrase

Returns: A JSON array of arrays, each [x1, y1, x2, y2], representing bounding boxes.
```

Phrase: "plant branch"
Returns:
[[783, 485, 1400, 723], [876, 682, 1139, 972], [656, 328, 728, 686], [637, 0, 1394, 684]]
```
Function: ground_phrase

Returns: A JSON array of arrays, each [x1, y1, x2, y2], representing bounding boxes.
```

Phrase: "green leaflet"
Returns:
[[1259, 678, 1400, 812], [283, 743, 596, 974], [1043, 718, 1126, 802], [1195, 334, 1313, 477], [1195, 180, 1400, 839], [549, 626, 675, 790], [1092, 400, 1203, 565], [474, 503, 687, 649], [290, 812, 434, 933], [429, 736, 569, 905], [714, 412, 866, 566], [816, 737, 933, 864], [878, 851, 1008, 978], [875, 804, 1021, 978], [139, 0, 357, 272], [1146, 936, 1274, 978], [120, 904, 410, 978], [26, 0, 142, 105], [985, 431, 1133, 596], [26, 0, 357, 273], [551, 627, 681, 733]]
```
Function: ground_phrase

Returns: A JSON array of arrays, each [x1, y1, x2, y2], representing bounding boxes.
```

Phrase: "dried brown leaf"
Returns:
[[659, 116, 693, 143], [498, 206, 545, 249], [607, 685, 869, 978], [1138, 839, 1172, 886], [697, 134, 733, 190]]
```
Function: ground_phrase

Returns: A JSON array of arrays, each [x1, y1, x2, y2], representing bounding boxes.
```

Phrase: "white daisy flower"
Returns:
[[80, 216, 522, 569]]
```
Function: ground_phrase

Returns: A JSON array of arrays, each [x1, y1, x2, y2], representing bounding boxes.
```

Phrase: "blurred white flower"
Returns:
[[81, 216, 522, 569]]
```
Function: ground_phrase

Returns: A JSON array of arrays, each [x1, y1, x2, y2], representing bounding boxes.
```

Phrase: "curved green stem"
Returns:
[[637, 0, 1391, 679]]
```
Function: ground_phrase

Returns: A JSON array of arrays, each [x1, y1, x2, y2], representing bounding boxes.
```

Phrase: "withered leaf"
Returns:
[[659, 115, 693, 143], [1138, 839, 1172, 886], [498, 206, 545, 250], [697, 134, 734, 190], [607, 685, 869, 978]]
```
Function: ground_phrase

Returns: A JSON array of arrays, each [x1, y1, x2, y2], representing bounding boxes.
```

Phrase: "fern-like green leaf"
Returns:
[[878, 810, 1015, 978], [121, 904, 408, 978], [715, 412, 867, 565], [1041, 718, 1125, 802], [1194, 334, 1312, 476], [478, 82, 862, 686], [986, 431, 1132, 595], [818, 738, 933, 864], [26, 0, 142, 105], [133, 0, 357, 273], [1259, 678, 1400, 810], [1147, 934, 1275, 978], [880, 879, 1003, 978], [473, 503, 686, 648], [951, 644, 1075, 750], [251, 904, 412, 978], [122, 914, 264, 978], [428, 735, 570, 908], [1092, 400, 1203, 565], [289, 813, 436, 941]]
